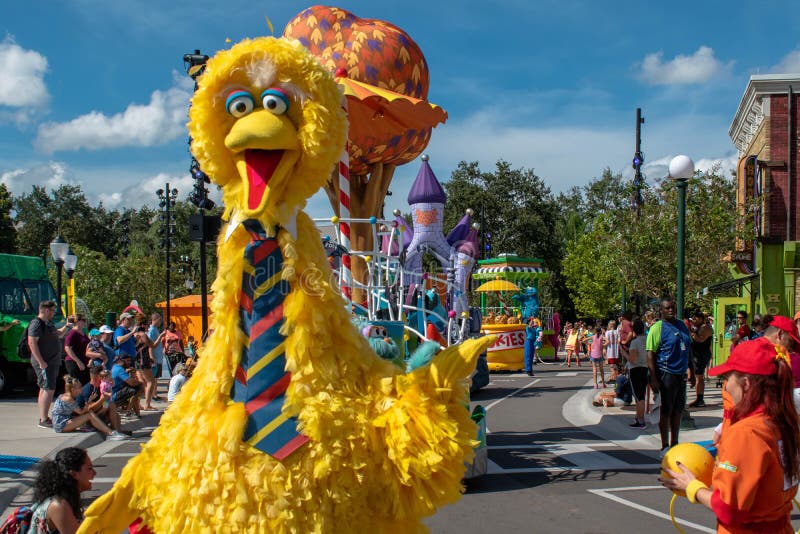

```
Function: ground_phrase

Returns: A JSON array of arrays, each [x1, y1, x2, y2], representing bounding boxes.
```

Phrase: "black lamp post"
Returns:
[[49, 235, 69, 316], [64, 248, 77, 317], [185, 48, 215, 341], [668, 155, 695, 321], [157, 184, 179, 326]]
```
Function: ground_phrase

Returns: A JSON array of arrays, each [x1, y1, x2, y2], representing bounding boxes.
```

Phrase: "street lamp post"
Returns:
[[668, 155, 695, 321], [185, 48, 215, 341], [64, 248, 78, 317], [49, 235, 69, 316], [157, 184, 179, 326]]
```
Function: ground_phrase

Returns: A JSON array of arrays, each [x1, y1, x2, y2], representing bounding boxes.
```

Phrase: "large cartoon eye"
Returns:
[[225, 91, 255, 117], [261, 88, 290, 115]]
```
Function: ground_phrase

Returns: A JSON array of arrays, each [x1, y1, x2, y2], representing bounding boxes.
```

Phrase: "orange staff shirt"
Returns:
[[711, 408, 796, 533]]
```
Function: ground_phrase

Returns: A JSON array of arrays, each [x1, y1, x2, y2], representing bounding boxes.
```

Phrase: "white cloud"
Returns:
[[0, 162, 76, 195], [638, 46, 732, 85], [769, 50, 800, 74], [0, 37, 49, 109], [34, 74, 192, 154]]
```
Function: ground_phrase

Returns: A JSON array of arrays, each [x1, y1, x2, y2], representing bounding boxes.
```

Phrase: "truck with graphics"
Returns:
[[0, 253, 64, 393]]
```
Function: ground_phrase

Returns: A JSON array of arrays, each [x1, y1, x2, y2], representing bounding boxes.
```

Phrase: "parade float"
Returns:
[[473, 254, 553, 371]]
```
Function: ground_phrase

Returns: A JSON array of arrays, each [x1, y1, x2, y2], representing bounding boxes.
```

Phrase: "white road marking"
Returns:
[[588, 486, 715, 533], [483, 379, 539, 433], [489, 442, 618, 450], [102, 453, 137, 458], [556, 372, 578, 377], [485, 379, 540, 412], [488, 464, 661, 474]]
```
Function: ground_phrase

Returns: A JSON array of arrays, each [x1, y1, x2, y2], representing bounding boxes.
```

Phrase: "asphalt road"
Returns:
[[76, 365, 792, 533]]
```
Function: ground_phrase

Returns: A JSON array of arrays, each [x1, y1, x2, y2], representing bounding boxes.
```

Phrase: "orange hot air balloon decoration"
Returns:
[[284, 6, 447, 303], [283, 5, 447, 174]]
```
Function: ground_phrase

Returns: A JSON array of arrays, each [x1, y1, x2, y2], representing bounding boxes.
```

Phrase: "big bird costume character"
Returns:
[[78, 37, 493, 534]]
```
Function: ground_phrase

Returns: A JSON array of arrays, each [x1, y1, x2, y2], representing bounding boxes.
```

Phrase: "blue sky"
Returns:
[[2, 1, 800, 218]]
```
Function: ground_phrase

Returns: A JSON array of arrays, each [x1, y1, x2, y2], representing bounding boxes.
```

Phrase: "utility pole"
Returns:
[[184, 49, 216, 341], [632, 108, 645, 219]]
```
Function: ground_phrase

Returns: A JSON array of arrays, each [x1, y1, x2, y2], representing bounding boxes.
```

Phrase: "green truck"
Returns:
[[0, 253, 63, 393]]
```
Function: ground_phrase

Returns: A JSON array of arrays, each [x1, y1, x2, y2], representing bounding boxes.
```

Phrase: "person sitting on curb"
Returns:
[[167, 362, 188, 403], [50, 376, 128, 441], [111, 354, 142, 418], [75, 365, 125, 434]]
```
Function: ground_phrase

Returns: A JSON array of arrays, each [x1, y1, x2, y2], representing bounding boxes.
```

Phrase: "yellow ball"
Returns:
[[661, 443, 714, 497], [331, 216, 339, 224]]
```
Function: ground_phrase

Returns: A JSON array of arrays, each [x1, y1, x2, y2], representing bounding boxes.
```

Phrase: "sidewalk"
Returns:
[[0, 378, 169, 516], [563, 374, 724, 457]]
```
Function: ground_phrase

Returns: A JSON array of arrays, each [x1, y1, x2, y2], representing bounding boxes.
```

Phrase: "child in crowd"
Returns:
[[590, 326, 606, 389], [85, 329, 108, 369], [99, 370, 113, 402]]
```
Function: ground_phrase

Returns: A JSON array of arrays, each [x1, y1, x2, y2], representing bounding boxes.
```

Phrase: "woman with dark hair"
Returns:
[[661, 336, 800, 533], [30, 447, 94, 533], [133, 313, 163, 411]]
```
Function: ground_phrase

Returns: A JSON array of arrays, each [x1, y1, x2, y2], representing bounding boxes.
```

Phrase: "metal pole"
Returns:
[[55, 262, 63, 317], [633, 108, 645, 219], [165, 182, 171, 327], [676, 178, 688, 320], [200, 237, 208, 339]]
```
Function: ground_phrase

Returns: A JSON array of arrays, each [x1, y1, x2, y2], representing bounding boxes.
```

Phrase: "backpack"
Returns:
[[0, 505, 32, 534], [16, 323, 32, 360]]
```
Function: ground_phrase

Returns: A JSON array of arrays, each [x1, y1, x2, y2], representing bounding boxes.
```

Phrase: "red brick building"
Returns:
[[729, 74, 800, 316]]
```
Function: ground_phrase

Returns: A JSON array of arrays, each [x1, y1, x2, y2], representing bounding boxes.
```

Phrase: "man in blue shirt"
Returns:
[[646, 297, 694, 457], [114, 312, 137, 357], [111, 353, 142, 417]]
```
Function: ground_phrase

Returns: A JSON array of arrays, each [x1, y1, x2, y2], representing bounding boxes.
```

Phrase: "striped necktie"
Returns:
[[231, 219, 308, 460]]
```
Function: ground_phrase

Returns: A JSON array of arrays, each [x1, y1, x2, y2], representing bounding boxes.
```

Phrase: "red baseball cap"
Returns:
[[709, 336, 788, 376], [768, 315, 800, 347]]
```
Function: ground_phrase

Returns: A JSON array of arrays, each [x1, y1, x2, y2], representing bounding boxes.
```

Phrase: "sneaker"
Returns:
[[629, 420, 646, 428], [688, 399, 706, 408], [659, 446, 671, 459], [107, 431, 130, 441], [37, 418, 52, 428]]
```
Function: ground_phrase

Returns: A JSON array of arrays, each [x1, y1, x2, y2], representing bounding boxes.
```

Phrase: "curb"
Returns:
[[562, 379, 723, 458]]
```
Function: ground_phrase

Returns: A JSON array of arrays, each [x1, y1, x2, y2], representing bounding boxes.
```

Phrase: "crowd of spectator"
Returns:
[[26, 301, 198, 438]]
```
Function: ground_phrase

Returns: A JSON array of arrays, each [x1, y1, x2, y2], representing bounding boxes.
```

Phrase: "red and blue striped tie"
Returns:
[[232, 219, 308, 460]]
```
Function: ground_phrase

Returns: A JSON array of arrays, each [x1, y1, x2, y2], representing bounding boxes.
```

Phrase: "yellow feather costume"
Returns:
[[78, 37, 493, 534]]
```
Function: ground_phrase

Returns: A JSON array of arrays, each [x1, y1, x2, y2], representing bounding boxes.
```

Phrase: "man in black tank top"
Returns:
[[688, 311, 713, 407]]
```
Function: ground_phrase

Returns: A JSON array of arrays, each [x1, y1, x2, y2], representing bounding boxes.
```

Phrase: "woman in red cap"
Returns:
[[660, 336, 800, 533]]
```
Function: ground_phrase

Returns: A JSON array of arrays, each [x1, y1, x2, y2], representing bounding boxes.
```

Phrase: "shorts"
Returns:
[[693, 351, 712, 375], [657, 370, 687, 416], [114, 384, 140, 406], [31, 358, 60, 390], [590, 356, 603, 363], [607, 358, 619, 366], [629, 367, 649, 401]]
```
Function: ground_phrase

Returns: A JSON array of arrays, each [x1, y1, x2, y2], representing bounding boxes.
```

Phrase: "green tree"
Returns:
[[13, 184, 110, 257], [561, 166, 738, 317], [0, 183, 16, 253]]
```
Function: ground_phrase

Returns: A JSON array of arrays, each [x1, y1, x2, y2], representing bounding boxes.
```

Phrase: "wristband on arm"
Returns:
[[686, 480, 708, 503]]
